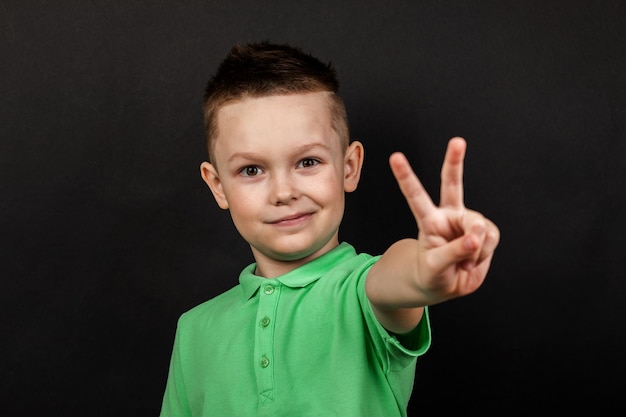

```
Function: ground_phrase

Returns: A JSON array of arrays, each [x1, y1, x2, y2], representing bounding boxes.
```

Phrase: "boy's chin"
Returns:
[[264, 248, 316, 262]]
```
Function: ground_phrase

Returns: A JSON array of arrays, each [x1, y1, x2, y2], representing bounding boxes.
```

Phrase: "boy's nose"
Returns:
[[270, 173, 299, 205]]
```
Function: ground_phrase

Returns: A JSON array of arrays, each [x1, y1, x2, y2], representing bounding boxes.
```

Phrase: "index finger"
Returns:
[[440, 137, 466, 208], [389, 151, 436, 221]]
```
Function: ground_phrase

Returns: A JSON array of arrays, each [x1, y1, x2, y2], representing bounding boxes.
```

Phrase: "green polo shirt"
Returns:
[[160, 242, 431, 417]]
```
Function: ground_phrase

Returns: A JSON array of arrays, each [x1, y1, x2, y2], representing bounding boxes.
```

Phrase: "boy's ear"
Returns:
[[200, 162, 229, 210], [343, 141, 364, 192]]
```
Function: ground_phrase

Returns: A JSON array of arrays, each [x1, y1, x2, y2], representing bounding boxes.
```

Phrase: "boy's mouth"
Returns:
[[268, 212, 313, 226]]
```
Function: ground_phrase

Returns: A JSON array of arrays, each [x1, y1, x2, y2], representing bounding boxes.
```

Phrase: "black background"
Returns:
[[2, 1, 625, 415]]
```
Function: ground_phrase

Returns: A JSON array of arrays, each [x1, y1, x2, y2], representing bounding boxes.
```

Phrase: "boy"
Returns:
[[160, 42, 499, 417]]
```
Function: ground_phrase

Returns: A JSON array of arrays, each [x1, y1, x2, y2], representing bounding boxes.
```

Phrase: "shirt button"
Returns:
[[260, 356, 270, 368], [263, 285, 275, 295], [260, 316, 271, 327]]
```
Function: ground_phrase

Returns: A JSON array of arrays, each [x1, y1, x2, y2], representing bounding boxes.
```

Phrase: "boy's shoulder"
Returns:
[[178, 284, 243, 325]]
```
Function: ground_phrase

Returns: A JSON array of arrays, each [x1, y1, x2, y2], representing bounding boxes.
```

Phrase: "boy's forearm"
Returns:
[[365, 238, 436, 334], [366, 238, 443, 309]]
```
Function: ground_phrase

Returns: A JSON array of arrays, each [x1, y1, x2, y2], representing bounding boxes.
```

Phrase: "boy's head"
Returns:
[[200, 42, 364, 276], [203, 41, 350, 163]]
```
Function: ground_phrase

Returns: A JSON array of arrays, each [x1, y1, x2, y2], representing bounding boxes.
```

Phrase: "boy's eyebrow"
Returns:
[[227, 142, 331, 163], [294, 142, 331, 153], [227, 152, 260, 163]]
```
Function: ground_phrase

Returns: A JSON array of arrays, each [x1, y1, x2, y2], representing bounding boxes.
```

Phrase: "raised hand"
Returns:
[[388, 137, 500, 301]]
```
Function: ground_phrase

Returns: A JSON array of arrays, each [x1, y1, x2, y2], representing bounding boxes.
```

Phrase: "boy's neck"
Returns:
[[250, 240, 340, 278]]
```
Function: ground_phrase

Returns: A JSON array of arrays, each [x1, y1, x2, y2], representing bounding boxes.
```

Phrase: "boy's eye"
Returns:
[[239, 166, 263, 177], [299, 158, 319, 168]]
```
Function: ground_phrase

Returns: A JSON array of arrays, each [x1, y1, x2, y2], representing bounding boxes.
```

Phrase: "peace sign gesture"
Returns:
[[366, 137, 500, 333]]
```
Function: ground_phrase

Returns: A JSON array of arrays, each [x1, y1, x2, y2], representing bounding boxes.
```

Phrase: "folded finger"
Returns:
[[476, 219, 500, 265]]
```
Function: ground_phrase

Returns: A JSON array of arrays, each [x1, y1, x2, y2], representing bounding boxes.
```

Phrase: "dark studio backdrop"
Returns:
[[1, 0, 625, 415]]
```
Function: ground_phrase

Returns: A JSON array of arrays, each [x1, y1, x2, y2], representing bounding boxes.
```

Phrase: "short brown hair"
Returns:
[[203, 41, 350, 163]]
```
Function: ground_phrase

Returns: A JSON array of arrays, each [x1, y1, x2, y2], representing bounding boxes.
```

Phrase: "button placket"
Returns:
[[254, 280, 280, 404]]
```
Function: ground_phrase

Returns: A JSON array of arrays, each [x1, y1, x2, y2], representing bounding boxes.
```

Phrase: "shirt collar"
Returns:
[[239, 242, 356, 300]]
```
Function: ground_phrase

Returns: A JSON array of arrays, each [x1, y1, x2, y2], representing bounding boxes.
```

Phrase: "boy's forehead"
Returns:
[[215, 92, 334, 132], [213, 92, 342, 158]]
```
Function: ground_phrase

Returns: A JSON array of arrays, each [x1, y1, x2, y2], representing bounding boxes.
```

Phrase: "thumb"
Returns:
[[427, 233, 482, 274]]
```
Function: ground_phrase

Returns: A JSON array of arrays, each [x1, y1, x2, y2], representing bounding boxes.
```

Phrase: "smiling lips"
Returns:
[[268, 212, 313, 227]]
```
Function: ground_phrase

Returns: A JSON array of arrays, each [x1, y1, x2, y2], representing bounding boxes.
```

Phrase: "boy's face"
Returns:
[[201, 92, 363, 277]]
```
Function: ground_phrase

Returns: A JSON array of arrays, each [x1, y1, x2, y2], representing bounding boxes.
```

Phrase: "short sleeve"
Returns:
[[355, 257, 432, 373]]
